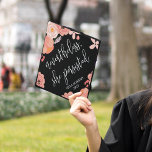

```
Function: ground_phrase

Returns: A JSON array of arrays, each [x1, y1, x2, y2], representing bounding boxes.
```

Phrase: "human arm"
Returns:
[[69, 92, 135, 152], [69, 92, 101, 152]]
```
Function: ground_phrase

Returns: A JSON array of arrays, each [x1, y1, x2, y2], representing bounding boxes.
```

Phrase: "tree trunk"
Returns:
[[146, 47, 152, 87], [108, 0, 142, 101]]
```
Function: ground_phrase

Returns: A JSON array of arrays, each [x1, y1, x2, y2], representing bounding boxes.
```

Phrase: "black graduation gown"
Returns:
[[86, 89, 152, 152]]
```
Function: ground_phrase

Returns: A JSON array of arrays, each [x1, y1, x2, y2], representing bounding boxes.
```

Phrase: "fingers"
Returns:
[[77, 101, 89, 113], [69, 92, 82, 106], [69, 92, 92, 116], [75, 99, 91, 111], [69, 92, 92, 106], [70, 100, 90, 115], [75, 96, 91, 106], [75, 96, 92, 111]]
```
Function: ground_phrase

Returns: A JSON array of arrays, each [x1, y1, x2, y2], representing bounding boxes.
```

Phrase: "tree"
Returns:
[[44, 0, 68, 24], [145, 47, 152, 86], [108, 0, 142, 100]]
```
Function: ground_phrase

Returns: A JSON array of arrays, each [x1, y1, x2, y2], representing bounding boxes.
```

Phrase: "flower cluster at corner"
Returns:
[[62, 71, 93, 99], [43, 21, 80, 55], [61, 88, 89, 99]]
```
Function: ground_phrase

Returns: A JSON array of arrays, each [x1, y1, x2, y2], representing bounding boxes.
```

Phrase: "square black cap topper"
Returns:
[[35, 21, 101, 100]]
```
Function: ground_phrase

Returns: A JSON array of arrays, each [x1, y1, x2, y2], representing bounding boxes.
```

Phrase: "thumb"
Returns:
[[68, 92, 82, 106]]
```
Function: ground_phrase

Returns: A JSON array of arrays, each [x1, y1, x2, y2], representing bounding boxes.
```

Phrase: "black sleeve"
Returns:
[[86, 98, 134, 152]]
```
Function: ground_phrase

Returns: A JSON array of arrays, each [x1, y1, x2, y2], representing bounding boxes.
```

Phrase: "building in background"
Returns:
[[0, 0, 48, 88]]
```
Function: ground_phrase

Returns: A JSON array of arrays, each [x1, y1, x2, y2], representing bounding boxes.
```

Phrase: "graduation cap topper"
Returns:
[[35, 21, 101, 100]]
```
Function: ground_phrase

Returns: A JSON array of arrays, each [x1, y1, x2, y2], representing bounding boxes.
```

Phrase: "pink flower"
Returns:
[[43, 35, 54, 54], [41, 55, 45, 62], [47, 22, 59, 38], [62, 91, 73, 99], [80, 88, 89, 98], [90, 38, 99, 49], [84, 71, 93, 87], [84, 80, 90, 87], [76, 35, 80, 40], [88, 71, 93, 81], [58, 26, 70, 36], [36, 72, 45, 88], [69, 30, 80, 40]]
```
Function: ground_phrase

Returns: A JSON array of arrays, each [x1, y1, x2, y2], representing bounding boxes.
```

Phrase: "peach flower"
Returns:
[[80, 88, 89, 98], [84, 80, 90, 87], [84, 71, 93, 87], [58, 26, 70, 36], [47, 22, 59, 38], [36, 72, 45, 88], [41, 54, 45, 62], [62, 91, 73, 99], [43, 35, 54, 54], [88, 71, 93, 81], [76, 35, 80, 40]]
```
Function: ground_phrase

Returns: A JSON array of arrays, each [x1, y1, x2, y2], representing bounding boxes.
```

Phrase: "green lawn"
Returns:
[[0, 101, 114, 152]]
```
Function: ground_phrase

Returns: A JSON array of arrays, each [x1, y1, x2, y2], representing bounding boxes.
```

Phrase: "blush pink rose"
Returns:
[[62, 91, 73, 99], [36, 72, 45, 88], [43, 35, 54, 54], [47, 22, 59, 38], [80, 88, 89, 98]]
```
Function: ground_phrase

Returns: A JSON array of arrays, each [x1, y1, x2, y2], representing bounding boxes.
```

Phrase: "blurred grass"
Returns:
[[0, 100, 114, 152]]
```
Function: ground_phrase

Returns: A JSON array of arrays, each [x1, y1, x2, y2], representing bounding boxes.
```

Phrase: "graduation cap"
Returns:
[[35, 21, 101, 100]]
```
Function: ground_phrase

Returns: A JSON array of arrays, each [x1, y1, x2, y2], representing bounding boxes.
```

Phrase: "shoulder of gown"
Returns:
[[86, 89, 152, 152]]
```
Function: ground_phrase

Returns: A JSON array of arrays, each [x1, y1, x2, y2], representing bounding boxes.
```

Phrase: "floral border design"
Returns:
[[84, 71, 93, 88], [89, 38, 99, 50], [42, 22, 80, 57], [36, 72, 45, 88], [62, 91, 73, 99]]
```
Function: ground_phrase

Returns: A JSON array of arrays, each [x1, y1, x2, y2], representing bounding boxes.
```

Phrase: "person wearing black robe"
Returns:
[[69, 89, 152, 152]]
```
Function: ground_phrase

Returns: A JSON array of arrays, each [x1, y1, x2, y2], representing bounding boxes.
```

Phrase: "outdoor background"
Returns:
[[0, 0, 152, 151]]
